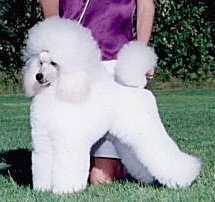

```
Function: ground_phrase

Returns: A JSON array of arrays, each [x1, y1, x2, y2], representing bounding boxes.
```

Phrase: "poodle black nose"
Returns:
[[36, 73, 43, 81]]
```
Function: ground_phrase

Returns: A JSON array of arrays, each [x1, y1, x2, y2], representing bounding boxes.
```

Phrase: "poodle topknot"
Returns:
[[23, 17, 201, 194]]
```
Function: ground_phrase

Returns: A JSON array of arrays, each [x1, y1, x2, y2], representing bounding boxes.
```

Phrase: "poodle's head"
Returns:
[[23, 50, 91, 103], [23, 17, 102, 102], [23, 51, 59, 97], [34, 51, 59, 87]]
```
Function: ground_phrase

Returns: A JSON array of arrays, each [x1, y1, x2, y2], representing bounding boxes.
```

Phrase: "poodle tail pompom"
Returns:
[[115, 41, 158, 88]]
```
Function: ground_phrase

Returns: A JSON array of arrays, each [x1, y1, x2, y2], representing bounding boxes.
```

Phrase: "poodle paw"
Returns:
[[33, 183, 52, 192], [156, 155, 201, 188], [52, 182, 86, 194]]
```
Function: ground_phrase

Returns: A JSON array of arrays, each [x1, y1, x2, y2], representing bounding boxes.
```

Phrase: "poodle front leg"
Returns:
[[52, 139, 91, 194], [32, 134, 53, 191]]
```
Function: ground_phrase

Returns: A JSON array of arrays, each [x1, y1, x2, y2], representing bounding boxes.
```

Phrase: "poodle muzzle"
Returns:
[[36, 52, 60, 86]]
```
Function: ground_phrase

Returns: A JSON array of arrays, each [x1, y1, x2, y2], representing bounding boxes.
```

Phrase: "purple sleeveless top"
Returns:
[[59, 0, 136, 60]]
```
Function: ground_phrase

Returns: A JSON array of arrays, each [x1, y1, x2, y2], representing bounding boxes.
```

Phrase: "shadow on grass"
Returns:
[[0, 149, 32, 187], [0, 149, 162, 190]]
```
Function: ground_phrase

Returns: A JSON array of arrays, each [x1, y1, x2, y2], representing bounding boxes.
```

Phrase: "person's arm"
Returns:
[[136, 0, 155, 78], [39, 0, 59, 17], [136, 0, 155, 44]]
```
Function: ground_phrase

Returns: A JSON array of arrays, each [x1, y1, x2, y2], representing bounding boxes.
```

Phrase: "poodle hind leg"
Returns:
[[112, 120, 201, 188], [108, 135, 154, 184], [111, 90, 201, 188], [134, 135, 201, 188]]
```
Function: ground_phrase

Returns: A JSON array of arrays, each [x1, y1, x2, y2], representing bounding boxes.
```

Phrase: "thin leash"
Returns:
[[78, 0, 91, 24]]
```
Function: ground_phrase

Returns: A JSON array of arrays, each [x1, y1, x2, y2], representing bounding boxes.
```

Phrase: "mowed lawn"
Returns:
[[0, 89, 214, 202]]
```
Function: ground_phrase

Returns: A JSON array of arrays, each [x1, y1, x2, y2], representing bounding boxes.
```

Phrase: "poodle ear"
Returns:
[[56, 70, 90, 103], [23, 57, 41, 97]]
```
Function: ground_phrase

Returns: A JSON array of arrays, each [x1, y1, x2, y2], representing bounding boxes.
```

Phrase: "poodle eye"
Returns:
[[40, 61, 43, 66], [51, 61, 57, 66]]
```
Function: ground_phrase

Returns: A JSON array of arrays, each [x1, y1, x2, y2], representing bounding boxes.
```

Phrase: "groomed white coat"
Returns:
[[23, 17, 201, 194]]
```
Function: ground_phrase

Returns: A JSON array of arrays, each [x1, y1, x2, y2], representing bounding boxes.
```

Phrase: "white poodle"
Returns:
[[23, 17, 201, 194]]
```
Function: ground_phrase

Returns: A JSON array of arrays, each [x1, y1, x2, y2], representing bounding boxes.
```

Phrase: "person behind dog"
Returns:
[[39, 0, 155, 185]]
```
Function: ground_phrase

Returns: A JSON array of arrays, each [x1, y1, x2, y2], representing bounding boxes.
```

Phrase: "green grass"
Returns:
[[0, 89, 214, 202]]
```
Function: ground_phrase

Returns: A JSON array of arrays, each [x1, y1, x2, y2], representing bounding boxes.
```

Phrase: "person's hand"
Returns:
[[146, 69, 155, 79]]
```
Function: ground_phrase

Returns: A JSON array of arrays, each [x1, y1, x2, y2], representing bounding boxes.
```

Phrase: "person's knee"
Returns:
[[89, 157, 125, 185]]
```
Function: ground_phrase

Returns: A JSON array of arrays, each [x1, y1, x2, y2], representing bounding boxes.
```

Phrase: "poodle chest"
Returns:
[[30, 87, 114, 142]]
